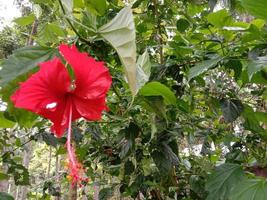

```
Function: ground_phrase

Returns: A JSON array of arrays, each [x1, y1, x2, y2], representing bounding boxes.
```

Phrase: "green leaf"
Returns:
[[151, 149, 172, 175], [0, 172, 9, 180], [139, 81, 176, 105], [0, 46, 57, 87], [136, 50, 151, 92], [61, 0, 73, 13], [9, 164, 30, 185], [41, 132, 58, 147], [241, 0, 267, 21], [247, 57, 267, 81], [225, 59, 243, 80], [85, 0, 107, 15], [220, 99, 243, 123], [205, 163, 245, 200], [38, 23, 66, 43], [255, 111, 267, 123], [98, 7, 137, 95], [188, 56, 222, 81], [2, 154, 30, 186], [151, 142, 179, 176], [176, 18, 190, 33], [73, 0, 84, 8], [119, 122, 139, 158], [0, 112, 15, 128], [242, 105, 267, 140], [207, 9, 233, 28], [0, 192, 14, 200], [142, 96, 166, 119], [13, 14, 35, 26], [99, 187, 113, 200], [0, 46, 56, 128], [230, 178, 267, 200], [124, 160, 135, 176], [1, 76, 38, 128]]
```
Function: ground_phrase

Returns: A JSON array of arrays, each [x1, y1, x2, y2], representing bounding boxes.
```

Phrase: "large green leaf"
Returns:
[[207, 9, 233, 28], [142, 96, 167, 119], [188, 56, 222, 81], [242, 105, 267, 141], [241, 0, 267, 21], [0, 46, 57, 87], [205, 163, 245, 200], [176, 18, 190, 33], [1, 75, 38, 128], [98, 7, 137, 95], [255, 111, 267, 123], [247, 57, 267, 81], [136, 50, 151, 93], [38, 23, 66, 43], [152, 142, 179, 175], [0, 172, 9, 180], [0, 192, 14, 200], [85, 0, 107, 15], [230, 178, 267, 200], [119, 122, 139, 158], [13, 14, 35, 26], [220, 99, 243, 123], [0, 112, 15, 128], [139, 81, 176, 105]]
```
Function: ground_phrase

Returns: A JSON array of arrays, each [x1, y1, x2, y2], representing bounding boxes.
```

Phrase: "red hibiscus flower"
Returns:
[[11, 44, 112, 185]]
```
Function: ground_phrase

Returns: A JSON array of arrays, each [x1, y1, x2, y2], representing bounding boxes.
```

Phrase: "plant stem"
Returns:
[[153, 0, 164, 65], [58, 0, 91, 46]]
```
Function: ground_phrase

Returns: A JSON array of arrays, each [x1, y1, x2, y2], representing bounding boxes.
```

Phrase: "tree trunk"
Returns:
[[69, 183, 77, 200], [55, 154, 61, 200], [17, 143, 32, 200], [26, 19, 38, 46], [47, 147, 52, 178]]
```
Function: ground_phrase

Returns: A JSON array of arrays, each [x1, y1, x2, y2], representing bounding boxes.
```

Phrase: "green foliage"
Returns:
[[99, 187, 113, 200], [0, 172, 9, 180], [230, 178, 267, 200], [2, 152, 30, 185], [247, 56, 267, 80], [0, 46, 57, 87], [188, 56, 222, 81], [207, 9, 233, 28], [0, 112, 15, 128], [220, 99, 243, 123], [13, 14, 35, 26], [38, 23, 66, 43], [98, 6, 137, 95], [0, 192, 14, 200], [241, 0, 267, 20], [176, 18, 190, 33], [140, 82, 176, 105], [205, 163, 245, 200], [85, 0, 107, 16]]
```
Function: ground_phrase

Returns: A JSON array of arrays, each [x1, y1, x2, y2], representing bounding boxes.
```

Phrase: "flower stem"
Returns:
[[67, 104, 76, 169]]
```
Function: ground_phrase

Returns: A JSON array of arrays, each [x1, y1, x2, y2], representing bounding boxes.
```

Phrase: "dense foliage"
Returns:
[[0, 0, 267, 199]]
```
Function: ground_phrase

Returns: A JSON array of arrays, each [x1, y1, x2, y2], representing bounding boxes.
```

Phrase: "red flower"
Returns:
[[11, 44, 112, 185]]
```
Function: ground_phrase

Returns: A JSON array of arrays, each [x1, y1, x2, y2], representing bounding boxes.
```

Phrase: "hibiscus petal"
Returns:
[[10, 57, 74, 137], [73, 96, 108, 120], [49, 97, 81, 137], [59, 44, 112, 99]]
